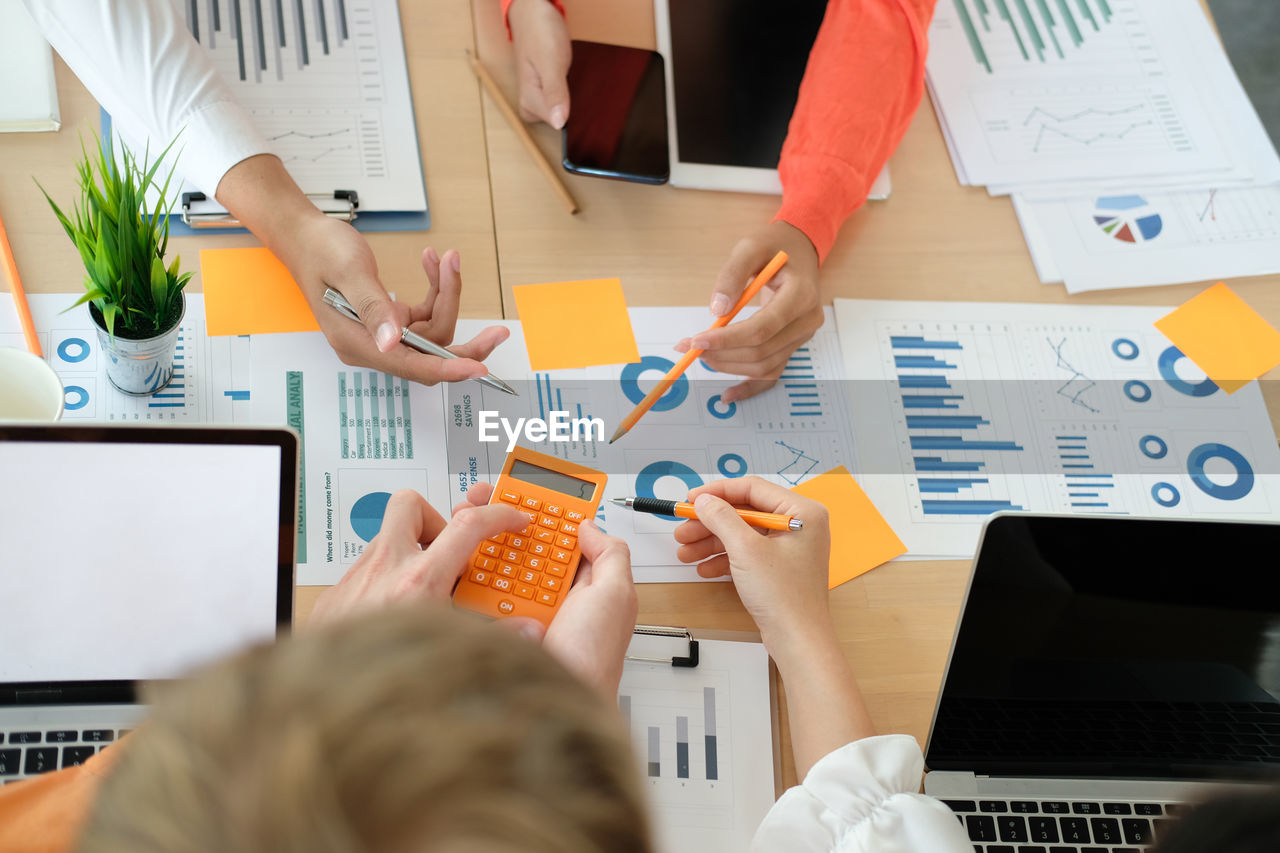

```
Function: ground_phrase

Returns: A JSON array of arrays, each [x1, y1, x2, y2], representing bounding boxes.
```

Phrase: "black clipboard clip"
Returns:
[[180, 189, 359, 229], [625, 624, 700, 668]]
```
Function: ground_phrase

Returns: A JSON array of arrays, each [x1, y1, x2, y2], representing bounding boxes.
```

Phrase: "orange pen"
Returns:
[[608, 250, 788, 443], [610, 496, 802, 531]]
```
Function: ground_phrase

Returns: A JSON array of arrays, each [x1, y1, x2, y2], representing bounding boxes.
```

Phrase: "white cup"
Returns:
[[0, 348, 64, 421]]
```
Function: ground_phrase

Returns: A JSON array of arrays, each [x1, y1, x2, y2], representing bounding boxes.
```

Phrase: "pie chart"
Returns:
[[350, 491, 393, 542], [1093, 195, 1163, 243]]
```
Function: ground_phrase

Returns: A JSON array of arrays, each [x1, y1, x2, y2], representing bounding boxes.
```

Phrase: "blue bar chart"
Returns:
[[839, 298, 1280, 558]]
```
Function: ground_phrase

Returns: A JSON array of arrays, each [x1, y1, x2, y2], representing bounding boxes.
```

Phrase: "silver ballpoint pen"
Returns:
[[322, 288, 518, 396]]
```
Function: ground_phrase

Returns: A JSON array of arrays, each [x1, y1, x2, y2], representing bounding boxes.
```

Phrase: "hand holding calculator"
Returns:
[[452, 446, 607, 627]]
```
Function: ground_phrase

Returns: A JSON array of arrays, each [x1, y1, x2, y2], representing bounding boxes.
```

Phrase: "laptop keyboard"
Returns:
[[945, 798, 1180, 852], [0, 728, 130, 783]]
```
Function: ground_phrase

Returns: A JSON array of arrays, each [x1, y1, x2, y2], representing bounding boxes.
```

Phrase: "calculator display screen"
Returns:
[[510, 460, 596, 501]]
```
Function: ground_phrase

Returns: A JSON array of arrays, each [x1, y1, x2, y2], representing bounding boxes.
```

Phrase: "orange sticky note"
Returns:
[[512, 278, 640, 371], [200, 247, 320, 336], [1154, 283, 1280, 394], [791, 466, 906, 589]]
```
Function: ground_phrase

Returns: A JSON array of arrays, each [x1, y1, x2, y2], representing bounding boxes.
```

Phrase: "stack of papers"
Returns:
[[926, 0, 1280, 292]]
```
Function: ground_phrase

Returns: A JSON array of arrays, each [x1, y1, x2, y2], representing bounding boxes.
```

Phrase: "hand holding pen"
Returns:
[[323, 272, 517, 395]]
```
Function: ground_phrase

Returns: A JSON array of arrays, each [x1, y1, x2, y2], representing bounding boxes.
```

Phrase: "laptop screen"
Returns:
[[926, 514, 1280, 781], [0, 427, 295, 702]]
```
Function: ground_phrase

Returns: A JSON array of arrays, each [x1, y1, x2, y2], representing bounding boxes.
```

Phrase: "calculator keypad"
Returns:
[[468, 489, 580, 607]]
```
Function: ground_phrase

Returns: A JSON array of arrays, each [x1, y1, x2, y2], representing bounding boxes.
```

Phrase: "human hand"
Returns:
[[309, 489, 528, 627], [453, 482, 638, 697], [507, 0, 572, 128], [673, 477, 832, 660], [287, 215, 510, 385], [676, 221, 824, 403]]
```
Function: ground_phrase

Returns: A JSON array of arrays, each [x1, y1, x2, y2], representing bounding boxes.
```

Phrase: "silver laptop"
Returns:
[[925, 513, 1280, 851], [0, 425, 296, 782]]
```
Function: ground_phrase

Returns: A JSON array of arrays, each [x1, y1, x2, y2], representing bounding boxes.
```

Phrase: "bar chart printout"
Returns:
[[836, 298, 1280, 559], [617, 636, 775, 853]]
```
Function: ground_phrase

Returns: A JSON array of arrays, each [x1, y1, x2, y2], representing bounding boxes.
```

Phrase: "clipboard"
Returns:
[[100, 109, 431, 235], [620, 623, 783, 850]]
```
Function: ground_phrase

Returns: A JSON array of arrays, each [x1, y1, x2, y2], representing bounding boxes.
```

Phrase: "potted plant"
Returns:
[[37, 135, 192, 395]]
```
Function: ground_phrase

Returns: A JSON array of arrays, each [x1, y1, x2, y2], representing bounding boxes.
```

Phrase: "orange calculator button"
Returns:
[[546, 562, 566, 578], [502, 548, 522, 564], [519, 511, 537, 525], [499, 490, 520, 504], [470, 569, 490, 585], [480, 542, 501, 557], [492, 577, 513, 592], [487, 532, 506, 544], [508, 536, 528, 550], [540, 576, 562, 592], [533, 529, 555, 544], [543, 503, 563, 517], [524, 555, 546, 570], [551, 548, 572, 563], [530, 542, 549, 556], [560, 521, 578, 535], [497, 599, 516, 614], [536, 591, 558, 606], [565, 510, 584, 522], [498, 562, 519, 577], [519, 569, 539, 585], [538, 515, 558, 529], [473, 555, 496, 571], [514, 583, 536, 599], [555, 534, 576, 550], [521, 496, 542, 511]]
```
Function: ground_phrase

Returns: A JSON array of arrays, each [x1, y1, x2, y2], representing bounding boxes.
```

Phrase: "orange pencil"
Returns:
[[609, 250, 788, 443], [0, 209, 41, 357]]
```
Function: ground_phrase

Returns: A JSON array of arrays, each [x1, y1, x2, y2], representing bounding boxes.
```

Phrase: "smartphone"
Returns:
[[452, 446, 607, 627], [562, 40, 669, 184]]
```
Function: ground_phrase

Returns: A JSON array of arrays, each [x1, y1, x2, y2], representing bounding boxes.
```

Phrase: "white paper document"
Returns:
[[926, 0, 1266, 189], [0, 293, 251, 425], [445, 308, 858, 583], [834, 298, 1280, 559], [114, 0, 425, 215], [620, 634, 776, 853], [249, 330, 451, 585], [1013, 187, 1280, 292]]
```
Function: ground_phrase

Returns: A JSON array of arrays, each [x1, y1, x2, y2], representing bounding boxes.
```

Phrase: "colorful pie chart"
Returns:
[[1093, 195, 1163, 243]]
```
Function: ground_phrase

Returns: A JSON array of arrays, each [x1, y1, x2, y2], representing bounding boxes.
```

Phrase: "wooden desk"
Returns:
[[0, 0, 503, 319], [472, 0, 1280, 790], [5, 0, 1278, 796]]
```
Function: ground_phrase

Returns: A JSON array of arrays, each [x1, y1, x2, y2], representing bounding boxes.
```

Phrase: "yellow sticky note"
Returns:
[[1154, 282, 1280, 394], [512, 278, 640, 371], [791, 466, 906, 589], [200, 247, 320, 336]]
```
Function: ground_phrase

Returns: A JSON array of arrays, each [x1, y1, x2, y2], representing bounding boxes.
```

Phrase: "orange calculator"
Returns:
[[453, 446, 607, 626]]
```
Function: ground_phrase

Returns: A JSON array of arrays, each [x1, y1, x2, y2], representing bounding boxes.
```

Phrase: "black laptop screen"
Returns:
[[0, 427, 295, 704], [926, 514, 1280, 781]]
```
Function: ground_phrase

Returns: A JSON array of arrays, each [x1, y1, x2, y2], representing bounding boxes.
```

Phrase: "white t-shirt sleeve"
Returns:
[[752, 735, 973, 852], [23, 0, 268, 195]]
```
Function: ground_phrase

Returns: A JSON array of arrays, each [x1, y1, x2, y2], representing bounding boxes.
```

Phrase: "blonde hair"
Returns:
[[77, 605, 652, 853]]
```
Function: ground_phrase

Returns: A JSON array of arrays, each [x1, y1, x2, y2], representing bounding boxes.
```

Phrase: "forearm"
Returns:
[[771, 618, 876, 780], [214, 154, 328, 268], [24, 0, 267, 196], [775, 0, 938, 261]]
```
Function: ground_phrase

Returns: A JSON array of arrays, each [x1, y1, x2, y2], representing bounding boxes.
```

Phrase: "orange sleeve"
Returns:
[[774, 0, 938, 262], [500, 0, 566, 38], [0, 746, 122, 853]]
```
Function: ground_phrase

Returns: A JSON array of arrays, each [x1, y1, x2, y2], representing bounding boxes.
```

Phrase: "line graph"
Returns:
[[1047, 337, 1100, 413], [973, 84, 1193, 162], [1198, 188, 1217, 223]]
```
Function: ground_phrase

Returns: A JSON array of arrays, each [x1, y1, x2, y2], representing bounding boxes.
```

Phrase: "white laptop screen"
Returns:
[[0, 438, 285, 687]]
